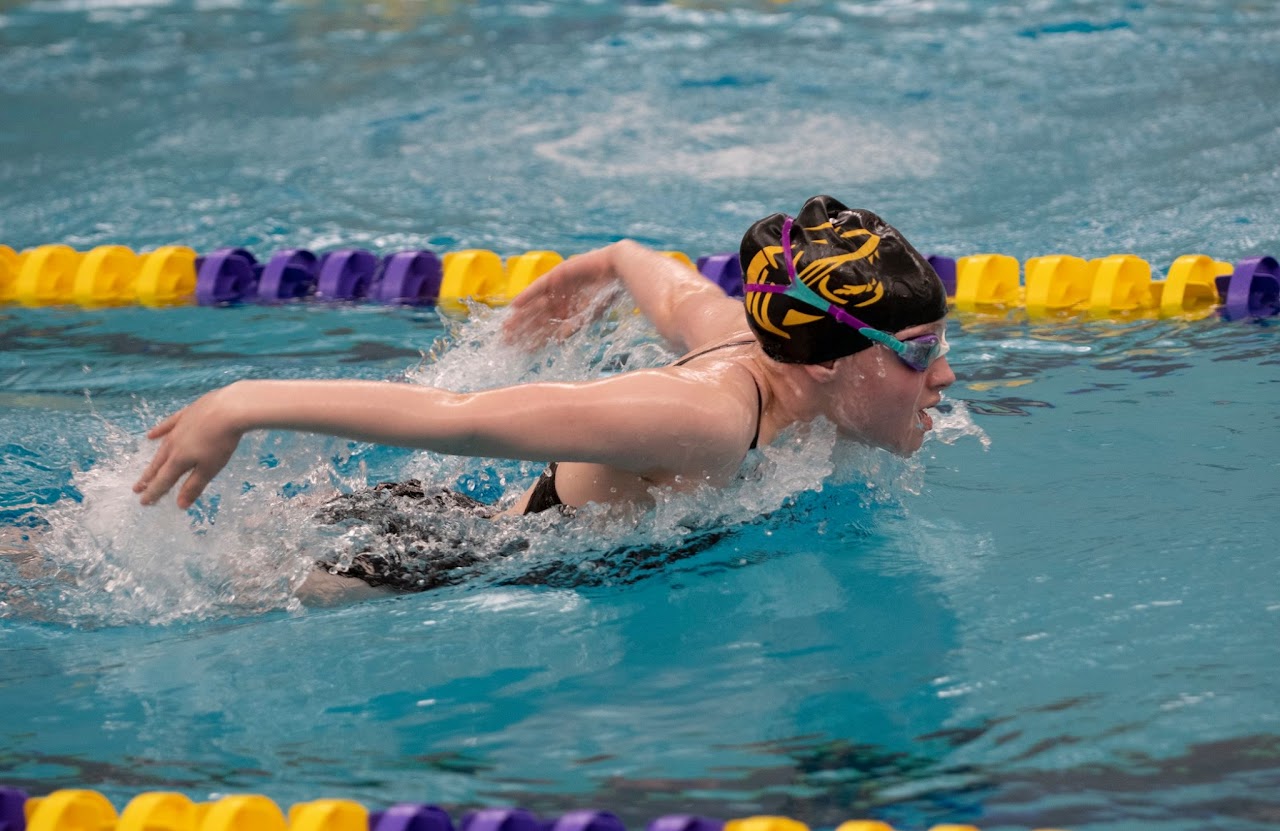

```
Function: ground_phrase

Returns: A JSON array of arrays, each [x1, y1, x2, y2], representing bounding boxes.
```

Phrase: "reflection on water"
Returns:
[[954, 397, 1053, 417]]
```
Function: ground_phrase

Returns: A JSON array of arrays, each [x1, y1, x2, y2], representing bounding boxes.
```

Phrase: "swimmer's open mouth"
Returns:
[[918, 398, 944, 432]]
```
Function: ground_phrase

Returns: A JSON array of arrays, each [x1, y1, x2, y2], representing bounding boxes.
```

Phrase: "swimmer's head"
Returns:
[[740, 195, 948, 364]]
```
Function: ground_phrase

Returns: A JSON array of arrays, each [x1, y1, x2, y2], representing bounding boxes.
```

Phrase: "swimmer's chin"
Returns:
[[834, 429, 922, 458], [893, 436, 926, 458]]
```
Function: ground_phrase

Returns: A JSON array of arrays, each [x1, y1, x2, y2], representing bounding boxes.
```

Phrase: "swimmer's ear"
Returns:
[[801, 360, 839, 383]]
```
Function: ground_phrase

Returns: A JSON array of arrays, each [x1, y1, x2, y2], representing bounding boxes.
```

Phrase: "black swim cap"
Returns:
[[740, 195, 947, 364]]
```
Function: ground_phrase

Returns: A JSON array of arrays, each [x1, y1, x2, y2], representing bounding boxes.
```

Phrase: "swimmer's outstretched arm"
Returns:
[[504, 240, 746, 354], [134, 371, 755, 510]]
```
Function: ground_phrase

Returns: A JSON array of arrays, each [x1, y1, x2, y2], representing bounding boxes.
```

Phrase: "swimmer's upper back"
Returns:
[[507, 337, 766, 515]]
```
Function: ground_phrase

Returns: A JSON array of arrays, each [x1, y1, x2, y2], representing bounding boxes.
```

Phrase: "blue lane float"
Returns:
[[317, 249, 380, 301]]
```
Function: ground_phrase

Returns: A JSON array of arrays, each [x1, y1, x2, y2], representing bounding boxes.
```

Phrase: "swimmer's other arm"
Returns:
[[133, 372, 753, 510], [504, 240, 746, 354]]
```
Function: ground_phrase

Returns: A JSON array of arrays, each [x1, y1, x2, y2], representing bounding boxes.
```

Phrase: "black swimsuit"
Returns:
[[523, 339, 764, 515], [316, 340, 764, 590]]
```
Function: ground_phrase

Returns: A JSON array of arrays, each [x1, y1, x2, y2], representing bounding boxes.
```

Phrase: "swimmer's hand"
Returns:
[[502, 244, 620, 346], [133, 386, 246, 509], [503, 240, 746, 357]]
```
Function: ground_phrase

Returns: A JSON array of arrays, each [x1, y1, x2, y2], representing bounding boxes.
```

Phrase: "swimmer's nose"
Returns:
[[929, 356, 956, 391]]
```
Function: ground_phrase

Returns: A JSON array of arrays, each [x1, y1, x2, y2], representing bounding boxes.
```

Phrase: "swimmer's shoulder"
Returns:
[[670, 332, 759, 366], [658, 338, 765, 464]]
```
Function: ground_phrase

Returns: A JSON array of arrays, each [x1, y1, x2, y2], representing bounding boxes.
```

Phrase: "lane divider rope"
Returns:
[[1, 242, 1276, 320], [0, 786, 1061, 831]]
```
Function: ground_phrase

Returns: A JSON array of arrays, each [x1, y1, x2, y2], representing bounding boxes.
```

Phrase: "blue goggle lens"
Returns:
[[898, 333, 947, 372]]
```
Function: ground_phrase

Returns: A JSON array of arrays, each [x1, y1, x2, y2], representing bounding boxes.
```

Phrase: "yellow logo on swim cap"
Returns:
[[745, 226, 884, 339], [745, 246, 791, 338]]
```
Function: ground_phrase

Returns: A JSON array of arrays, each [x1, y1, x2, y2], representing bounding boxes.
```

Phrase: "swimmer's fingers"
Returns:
[[133, 388, 244, 507], [134, 408, 185, 494], [506, 307, 585, 346], [175, 464, 218, 511], [502, 253, 617, 346], [136, 450, 193, 506], [146, 408, 184, 439], [171, 437, 241, 509], [554, 317, 584, 342], [136, 450, 218, 509], [502, 294, 578, 347], [505, 279, 557, 329], [133, 441, 172, 495], [506, 275, 547, 309], [500, 302, 548, 345], [511, 253, 605, 313]]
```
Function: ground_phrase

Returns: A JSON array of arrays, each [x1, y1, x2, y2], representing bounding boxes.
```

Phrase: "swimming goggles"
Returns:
[[744, 216, 949, 372]]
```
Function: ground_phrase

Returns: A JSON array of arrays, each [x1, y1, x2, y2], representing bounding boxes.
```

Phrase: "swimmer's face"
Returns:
[[823, 319, 955, 455]]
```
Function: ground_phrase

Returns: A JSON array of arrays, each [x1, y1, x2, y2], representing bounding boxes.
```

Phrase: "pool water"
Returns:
[[2, 0, 1279, 829]]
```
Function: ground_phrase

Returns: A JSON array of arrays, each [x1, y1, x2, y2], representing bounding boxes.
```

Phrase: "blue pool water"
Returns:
[[2, 1, 1280, 830]]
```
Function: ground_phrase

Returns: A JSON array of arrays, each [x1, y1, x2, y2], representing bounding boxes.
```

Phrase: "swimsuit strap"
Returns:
[[748, 379, 762, 450], [672, 338, 758, 366], [673, 339, 763, 451]]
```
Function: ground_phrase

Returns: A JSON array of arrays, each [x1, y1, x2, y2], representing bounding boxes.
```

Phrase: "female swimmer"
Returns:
[[133, 195, 955, 523]]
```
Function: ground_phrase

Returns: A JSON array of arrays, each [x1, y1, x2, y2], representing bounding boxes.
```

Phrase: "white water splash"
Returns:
[[406, 295, 674, 392], [17, 413, 348, 627], [927, 399, 992, 451]]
